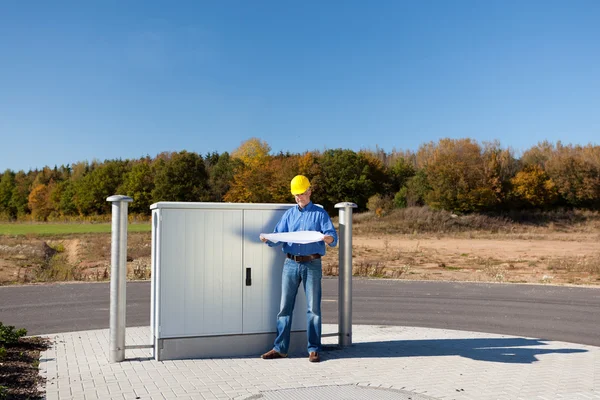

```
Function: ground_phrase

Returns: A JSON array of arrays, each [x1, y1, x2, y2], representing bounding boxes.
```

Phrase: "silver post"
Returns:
[[107, 195, 133, 363], [335, 202, 357, 347]]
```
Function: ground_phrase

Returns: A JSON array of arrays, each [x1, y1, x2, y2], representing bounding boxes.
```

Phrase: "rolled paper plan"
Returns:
[[260, 231, 325, 244]]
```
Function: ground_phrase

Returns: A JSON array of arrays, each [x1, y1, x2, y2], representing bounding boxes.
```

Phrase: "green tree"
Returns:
[[31, 166, 63, 187], [0, 170, 16, 219], [313, 149, 378, 212], [57, 180, 77, 216], [359, 150, 389, 195], [399, 169, 430, 208], [74, 160, 130, 215], [120, 158, 155, 213], [389, 157, 416, 194], [10, 171, 34, 218], [152, 151, 209, 202], [205, 152, 238, 202]]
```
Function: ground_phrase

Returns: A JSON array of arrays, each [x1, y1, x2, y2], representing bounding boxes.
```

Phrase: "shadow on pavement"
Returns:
[[320, 337, 588, 364]]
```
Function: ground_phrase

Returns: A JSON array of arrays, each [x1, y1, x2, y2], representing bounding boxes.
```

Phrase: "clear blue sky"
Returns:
[[1, 0, 599, 172]]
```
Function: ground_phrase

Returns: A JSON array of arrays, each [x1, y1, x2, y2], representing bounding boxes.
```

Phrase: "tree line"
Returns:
[[1, 137, 599, 221]]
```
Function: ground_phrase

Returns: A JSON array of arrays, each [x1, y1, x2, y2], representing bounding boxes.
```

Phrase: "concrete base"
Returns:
[[154, 331, 307, 361]]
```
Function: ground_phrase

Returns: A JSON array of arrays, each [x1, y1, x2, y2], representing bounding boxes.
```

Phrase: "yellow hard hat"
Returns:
[[290, 175, 311, 195]]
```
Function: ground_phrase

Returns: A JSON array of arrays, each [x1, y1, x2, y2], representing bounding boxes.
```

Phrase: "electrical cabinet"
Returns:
[[150, 202, 307, 360]]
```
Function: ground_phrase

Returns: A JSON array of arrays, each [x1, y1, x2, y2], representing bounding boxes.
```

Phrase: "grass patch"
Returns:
[[0, 223, 151, 236], [441, 264, 462, 270], [353, 261, 386, 278], [36, 252, 81, 282]]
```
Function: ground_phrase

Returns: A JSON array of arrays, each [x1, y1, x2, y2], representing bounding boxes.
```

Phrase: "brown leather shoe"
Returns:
[[261, 349, 287, 359], [308, 351, 320, 363]]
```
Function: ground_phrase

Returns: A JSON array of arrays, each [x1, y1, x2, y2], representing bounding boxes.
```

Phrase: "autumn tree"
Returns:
[[26, 166, 72, 219], [543, 143, 600, 208], [510, 165, 557, 208], [481, 141, 519, 208], [297, 151, 321, 178], [224, 138, 274, 203], [520, 141, 555, 167], [419, 138, 500, 213], [265, 153, 302, 203], [28, 183, 52, 221]]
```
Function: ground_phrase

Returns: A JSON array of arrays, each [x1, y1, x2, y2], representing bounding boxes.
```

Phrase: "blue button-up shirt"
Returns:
[[267, 201, 338, 256]]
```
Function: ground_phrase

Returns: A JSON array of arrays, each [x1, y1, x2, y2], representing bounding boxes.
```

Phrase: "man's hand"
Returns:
[[323, 235, 334, 245], [259, 234, 268, 243]]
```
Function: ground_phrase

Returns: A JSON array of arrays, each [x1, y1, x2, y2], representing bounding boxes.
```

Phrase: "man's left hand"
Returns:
[[323, 235, 334, 245]]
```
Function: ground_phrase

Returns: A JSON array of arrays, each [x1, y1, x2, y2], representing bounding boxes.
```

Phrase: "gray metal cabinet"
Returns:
[[150, 202, 307, 360]]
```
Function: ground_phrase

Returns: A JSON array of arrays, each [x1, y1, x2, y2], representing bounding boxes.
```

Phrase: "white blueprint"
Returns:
[[260, 231, 325, 244]]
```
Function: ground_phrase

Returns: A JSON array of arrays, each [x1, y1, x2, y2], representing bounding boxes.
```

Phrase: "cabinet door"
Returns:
[[159, 208, 243, 338], [242, 209, 306, 334]]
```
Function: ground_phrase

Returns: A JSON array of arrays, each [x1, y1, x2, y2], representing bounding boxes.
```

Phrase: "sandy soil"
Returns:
[[356, 235, 596, 258], [322, 233, 600, 286]]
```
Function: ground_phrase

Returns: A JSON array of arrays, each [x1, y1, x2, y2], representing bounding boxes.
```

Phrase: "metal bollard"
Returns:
[[335, 202, 357, 347], [107, 195, 133, 363]]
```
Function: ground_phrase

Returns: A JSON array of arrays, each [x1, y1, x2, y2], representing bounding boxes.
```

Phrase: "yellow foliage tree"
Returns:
[[225, 138, 274, 203], [510, 165, 557, 207], [230, 137, 271, 168], [419, 138, 500, 212], [28, 183, 52, 221]]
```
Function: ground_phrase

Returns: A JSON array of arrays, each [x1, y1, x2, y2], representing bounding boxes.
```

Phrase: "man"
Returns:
[[260, 175, 338, 363]]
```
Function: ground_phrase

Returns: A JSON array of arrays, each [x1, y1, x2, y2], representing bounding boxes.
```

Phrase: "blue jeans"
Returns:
[[273, 257, 322, 354]]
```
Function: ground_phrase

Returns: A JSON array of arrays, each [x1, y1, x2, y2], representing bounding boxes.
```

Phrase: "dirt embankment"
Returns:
[[0, 233, 151, 284]]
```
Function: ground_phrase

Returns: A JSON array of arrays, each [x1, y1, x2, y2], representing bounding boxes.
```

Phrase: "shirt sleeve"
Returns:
[[320, 211, 338, 247], [265, 208, 291, 247]]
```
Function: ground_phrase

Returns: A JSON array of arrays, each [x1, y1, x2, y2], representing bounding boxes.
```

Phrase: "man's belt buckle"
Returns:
[[288, 253, 302, 262], [287, 253, 320, 262]]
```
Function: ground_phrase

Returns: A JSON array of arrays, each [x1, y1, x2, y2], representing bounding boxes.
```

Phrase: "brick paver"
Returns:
[[39, 325, 600, 400]]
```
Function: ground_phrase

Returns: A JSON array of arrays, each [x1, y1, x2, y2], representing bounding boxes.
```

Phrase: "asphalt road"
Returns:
[[1, 279, 598, 346]]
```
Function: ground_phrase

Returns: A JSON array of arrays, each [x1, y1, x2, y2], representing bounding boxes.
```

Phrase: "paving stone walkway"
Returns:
[[40, 325, 600, 400]]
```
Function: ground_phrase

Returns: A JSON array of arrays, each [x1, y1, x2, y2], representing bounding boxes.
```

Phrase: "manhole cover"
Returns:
[[245, 385, 439, 399]]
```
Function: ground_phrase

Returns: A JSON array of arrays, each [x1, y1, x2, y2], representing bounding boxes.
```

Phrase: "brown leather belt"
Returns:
[[286, 253, 321, 263]]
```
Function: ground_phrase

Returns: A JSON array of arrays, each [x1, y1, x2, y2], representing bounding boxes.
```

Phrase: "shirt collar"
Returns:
[[297, 201, 313, 211]]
